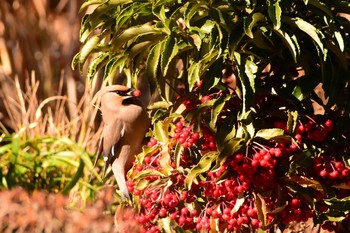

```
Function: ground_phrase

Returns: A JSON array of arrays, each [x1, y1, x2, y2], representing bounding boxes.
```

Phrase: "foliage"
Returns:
[[75, 0, 350, 232]]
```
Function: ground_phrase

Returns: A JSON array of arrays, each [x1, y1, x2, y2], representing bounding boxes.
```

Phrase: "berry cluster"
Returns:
[[173, 120, 200, 149], [312, 155, 350, 181], [126, 88, 350, 232]]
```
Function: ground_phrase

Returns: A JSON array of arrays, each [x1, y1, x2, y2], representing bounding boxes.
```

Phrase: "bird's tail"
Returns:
[[112, 162, 131, 201]]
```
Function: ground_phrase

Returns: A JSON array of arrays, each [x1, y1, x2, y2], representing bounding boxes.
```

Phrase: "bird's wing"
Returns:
[[102, 118, 125, 167]]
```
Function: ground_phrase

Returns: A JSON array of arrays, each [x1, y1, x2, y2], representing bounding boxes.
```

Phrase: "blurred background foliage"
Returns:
[[0, 0, 107, 204]]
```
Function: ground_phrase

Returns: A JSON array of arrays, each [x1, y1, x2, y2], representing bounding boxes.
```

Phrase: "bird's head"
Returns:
[[95, 85, 145, 119]]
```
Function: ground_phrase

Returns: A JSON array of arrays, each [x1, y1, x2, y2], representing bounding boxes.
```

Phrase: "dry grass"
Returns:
[[0, 0, 106, 203], [0, 0, 95, 132]]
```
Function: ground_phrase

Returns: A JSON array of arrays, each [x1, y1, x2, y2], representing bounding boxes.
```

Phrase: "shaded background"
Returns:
[[0, 0, 86, 132]]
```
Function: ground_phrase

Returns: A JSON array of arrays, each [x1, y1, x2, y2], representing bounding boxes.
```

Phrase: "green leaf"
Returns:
[[268, 0, 282, 29], [272, 28, 300, 63], [216, 118, 236, 150], [80, 150, 101, 181], [287, 110, 298, 133], [87, 53, 109, 82], [244, 13, 265, 38], [135, 178, 149, 190], [254, 193, 267, 226], [80, 0, 132, 10], [153, 121, 169, 143], [79, 34, 105, 67], [153, 5, 169, 29], [283, 175, 325, 195], [158, 145, 173, 175], [61, 159, 84, 195], [174, 143, 184, 168], [201, 20, 215, 34], [146, 42, 163, 94], [148, 101, 172, 110], [71, 52, 81, 71], [292, 85, 303, 100], [134, 169, 166, 180], [232, 194, 245, 213], [209, 95, 232, 130], [293, 17, 324, 54], [161, 35, 179, 76], [80, 0, 105, 10], [188, 50, 220, 91], [234, 54, 257, 114], [185, 152, 218, 189], [184, 2, 200, 27], [104, 55, 128, 84], [11, 134, 20, 158], [128, 33, 166, 59], [111, 24, 160, 53], [188, 62, 200, 91], [255, 128, 284, 140], [307, 0, 333, 19], [190, 34, 202, 51], [217, 138, 245, 167], [334, 31, 345, 52]]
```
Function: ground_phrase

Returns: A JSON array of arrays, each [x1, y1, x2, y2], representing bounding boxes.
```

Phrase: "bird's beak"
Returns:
[[120, 88, 135, 99], [126, 88, 135, 96]]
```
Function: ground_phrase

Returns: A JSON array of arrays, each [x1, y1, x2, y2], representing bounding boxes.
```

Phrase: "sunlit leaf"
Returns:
[[254, 193, 267, 226], [146, 42, 163, 94], [111, 24, 160, 53], [79, 34, 105, 67], [232, 194, 245, 213], [244, 13, 265, 38], [272, 28, 300, 63], [268, 0, 282, 29], [209, 95, 231, 130], [185, 152, 218, 189], [283, 175, 325, 195], [217, 138, 245, 166], [293, 17, 324, 54], [255, 128, 284, 140], [287, 110, 298, 133], [161, 35, 179, 76]]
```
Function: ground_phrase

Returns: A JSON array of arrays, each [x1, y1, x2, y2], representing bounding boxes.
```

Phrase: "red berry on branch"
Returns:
[[291, 198, 301, 208], [324, 119, 333, 131], [319, 170, 328, 177], [201, 95, 211, 103], [328, 170, 339, 179]]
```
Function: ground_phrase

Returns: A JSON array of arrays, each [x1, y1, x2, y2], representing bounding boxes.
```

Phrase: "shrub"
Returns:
[[74, 0, 350, 232]]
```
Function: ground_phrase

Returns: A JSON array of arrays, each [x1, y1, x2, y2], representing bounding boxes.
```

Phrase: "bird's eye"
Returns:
[[112, 90, 130, 96]]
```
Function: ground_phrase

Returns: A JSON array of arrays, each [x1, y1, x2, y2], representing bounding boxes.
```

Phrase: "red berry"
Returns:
[[329, 170, 339, 179], [169, 212, 177, 220], [291, 198, 301, 208], [247, 208, 257, 217], [136, 165, 143, 171], [274, 148, 282, 157], [181, 207, 189, 216], [319, 170, 328, 177], [297, 124, 305, 133], [201, 95, 211, 103], [190, 209, 198, 217], [324, 119, 333, 131], [211, 209, 219, 218]]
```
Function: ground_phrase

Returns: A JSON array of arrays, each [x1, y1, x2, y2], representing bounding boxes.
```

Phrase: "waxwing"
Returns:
[[95, 85, 150, 200]]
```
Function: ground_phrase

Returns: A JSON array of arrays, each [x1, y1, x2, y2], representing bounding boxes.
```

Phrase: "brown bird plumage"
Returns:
[[95, 85, 150, 200]]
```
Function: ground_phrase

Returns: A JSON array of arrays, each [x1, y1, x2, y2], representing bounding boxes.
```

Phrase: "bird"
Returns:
[[94, 85, 150, 200]]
